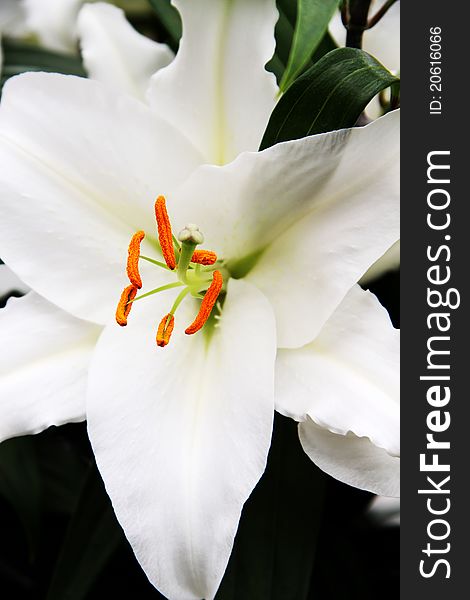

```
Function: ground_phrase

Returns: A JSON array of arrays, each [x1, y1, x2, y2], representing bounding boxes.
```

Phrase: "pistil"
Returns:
[[176, 225, 204, 284]]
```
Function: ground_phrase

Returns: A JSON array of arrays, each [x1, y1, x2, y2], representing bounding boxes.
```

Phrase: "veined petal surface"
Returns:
[[147, 0, 278, 164], [87, 279, 276, 600], [0, 292, 101, 443], [275, 285, 399, 457], [0, 73, 203, 324], [78, 2, 173, 101]]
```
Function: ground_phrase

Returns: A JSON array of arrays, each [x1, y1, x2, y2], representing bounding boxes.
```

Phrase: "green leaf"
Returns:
[[46, 463, 123, 600], [266, 7, 294, 82], [277, 0, 297, 26], [260, 47, 399, 150], [279, 0, 340, 92], [216, 414, 326, 600], [1, 40, 86, 91], [147, 0, 182, 49]]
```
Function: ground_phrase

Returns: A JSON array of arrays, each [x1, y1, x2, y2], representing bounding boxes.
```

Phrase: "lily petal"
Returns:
[[0, 292, 101, 443], [22, 0, 84, 53], [0, 263, 29, 299], [0, 72, 203, 324], [78, 3, 173, 101], [171, 111, 399, 347], [275, 285, 399, 457], [87, 278, 276, 600], [248, 112, 399, 347], [299, 417, 400, 497], [147, 0, 278, 164]]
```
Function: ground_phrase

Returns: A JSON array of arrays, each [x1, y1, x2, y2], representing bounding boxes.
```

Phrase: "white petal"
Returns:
[[248, 111, 399, 347], [78, 3, 173, 101], [0, 292, 101, 443], [170, 111, 399, 347], [299, 418, 400, 497], [329, 1, 400, 72], [0, 72, 202, 324], [22, 0, 84, 53], [0, 263, 29, 298], [360, 239, 400, 284], [275, 285, 399, 457], [87, 278, 276, 600], [147, 0, 278, 164]]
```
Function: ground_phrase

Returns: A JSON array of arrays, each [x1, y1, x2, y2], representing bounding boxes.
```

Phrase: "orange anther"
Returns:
[[116, 284, 138, 326], [155, 196, 176, 270], [127, 230, 145, 288], [156, 313, 175, 347], [185, 270, 223, 335], [191, 249, 217, 266]]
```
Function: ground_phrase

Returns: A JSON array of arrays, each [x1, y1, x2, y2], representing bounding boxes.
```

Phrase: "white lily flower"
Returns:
[[22, 0, 161, 59], [0, 1, 399, 598], [77, 2, 173, 101], [21, 0, 89, 53]]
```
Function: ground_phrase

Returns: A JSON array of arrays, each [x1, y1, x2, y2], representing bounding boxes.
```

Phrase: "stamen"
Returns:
[[127, 230, 145, 288], [116, 284, 138, 326], [155, 196, 176, 270], [156, 313, 175, 347], [185, 270, 223, 335], [191, 250, 217, 265]]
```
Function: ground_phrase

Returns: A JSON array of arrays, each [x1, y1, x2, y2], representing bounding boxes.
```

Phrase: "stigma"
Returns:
[[115, 195, 224, 347]]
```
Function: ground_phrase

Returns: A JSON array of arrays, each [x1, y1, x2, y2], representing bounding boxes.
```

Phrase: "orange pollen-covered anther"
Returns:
[[191, 249, 217, 266], [116, 284, 138, 326], [155, 196, 176, 270], [185, 270, 223, 335], [156, 313, 175, 347], [127, 230, 145, 288]]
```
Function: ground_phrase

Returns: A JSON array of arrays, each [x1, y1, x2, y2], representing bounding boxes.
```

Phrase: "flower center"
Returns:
[[115, 196, 225, 348]]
